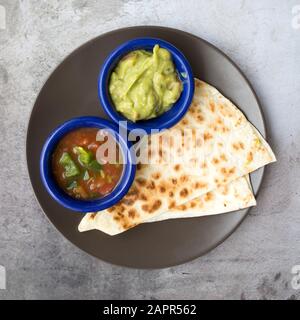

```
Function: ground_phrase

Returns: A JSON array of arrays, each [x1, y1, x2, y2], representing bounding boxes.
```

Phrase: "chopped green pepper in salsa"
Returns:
[[52, 128, 123, 200], [109, 45, 183, 122]]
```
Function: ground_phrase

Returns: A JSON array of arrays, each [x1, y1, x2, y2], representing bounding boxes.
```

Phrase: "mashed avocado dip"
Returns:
[[109, 45, 183, 122]]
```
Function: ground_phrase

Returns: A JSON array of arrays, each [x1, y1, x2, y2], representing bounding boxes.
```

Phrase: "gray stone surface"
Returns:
[[0, 0, 299, 300]]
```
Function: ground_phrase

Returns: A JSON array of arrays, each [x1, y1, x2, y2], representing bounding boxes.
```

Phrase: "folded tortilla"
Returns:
[[146, 175, 256, 223], [80, 175, 256, 232], [79, 79, 276, 235]]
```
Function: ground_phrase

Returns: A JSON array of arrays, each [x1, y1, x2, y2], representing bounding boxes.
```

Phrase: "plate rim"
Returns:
[[26, 25, 267, 269]]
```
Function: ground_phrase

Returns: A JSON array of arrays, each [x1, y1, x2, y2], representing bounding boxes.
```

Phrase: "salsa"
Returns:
[[109, 44, 183, 122], [52, 128, 123, 200]]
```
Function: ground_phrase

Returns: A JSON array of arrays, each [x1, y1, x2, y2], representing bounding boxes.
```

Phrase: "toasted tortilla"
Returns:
[[79, 175, 256, 233], [146, 175, 256, 223], [78, 79, 275, 235]]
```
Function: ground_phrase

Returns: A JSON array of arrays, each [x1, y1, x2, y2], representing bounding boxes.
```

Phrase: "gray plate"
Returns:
[[26, 26, 266, 269]]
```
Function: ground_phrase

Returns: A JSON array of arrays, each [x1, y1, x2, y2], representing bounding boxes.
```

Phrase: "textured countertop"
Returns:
[[0, 0, 299, 300]]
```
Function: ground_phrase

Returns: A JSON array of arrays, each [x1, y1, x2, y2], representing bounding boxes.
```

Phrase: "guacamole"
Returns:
[[109, 45, 183, 122]]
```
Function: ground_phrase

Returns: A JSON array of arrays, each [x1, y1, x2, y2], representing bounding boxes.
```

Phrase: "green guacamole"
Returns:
[[109, 45, 183, 122]]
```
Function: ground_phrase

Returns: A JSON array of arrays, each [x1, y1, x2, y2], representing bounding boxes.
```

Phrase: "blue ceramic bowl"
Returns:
[[98, 38, 194, 134], [40, 116, 136, 212]]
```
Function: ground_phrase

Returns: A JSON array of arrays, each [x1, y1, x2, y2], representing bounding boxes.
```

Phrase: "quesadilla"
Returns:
[[78, 79, 275, 235]]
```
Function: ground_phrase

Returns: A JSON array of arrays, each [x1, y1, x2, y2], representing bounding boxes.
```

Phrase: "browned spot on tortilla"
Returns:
[[239, 142, 245, 149], [139, 193, 147, 201], [136, 178, 146, 186], [146, 181, 156, 190], [172, 178, 177, 185], [190, 107, 196, 114], [247, 151, 253, 162], [159, 186, 166, 193], [220, 167, 235, 177], [169, 191, 174, 197], [235, 116, 243, 127], [152, 200, 162, 212], [174, 164, 180, 171], [224, 203, 227, 207], [197, 114, 204, 121], [204, 132, 213, 141], [220, 154, 227, 161], [107, 207, 114, 213], [182, 119, 189, 125], [192, 127, 196, 134], [142, 204, 149, 212], [195, 182, 207, 189], [128, 209, 136, 218], [170, 137, 174, 147], [151, 172, 161, 180], [180, 175, 188, 183], [180, 137, 185, 149], [137, 163, 142, 170], [122, 222, 135, 230], [232, 143, 240, 150], [90, 212, 97, 219], [204, 192, 214, 202], [218, 142, 223, 147], [195, 81, 201, 88], [212, 157, 219, 164], [222, 126, 229, 133], [209, 101, 215, 112], [124, 188, 139, 202], [190, 201, 196, 208], [229, 167, 236, 175], [178, 204, 187, 210], [113, 216, 120, 221], [180, 188, 189, 197], [117, 211, 124, 218], [168, 200, 176, 209], [217, 117, 223, 125], [127, 187, 138, 196], [119, 205, 125, 212], [221, 167, 227, 175]]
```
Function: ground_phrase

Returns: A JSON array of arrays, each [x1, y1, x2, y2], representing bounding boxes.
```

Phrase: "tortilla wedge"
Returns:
[[78, 79, 275, 235]]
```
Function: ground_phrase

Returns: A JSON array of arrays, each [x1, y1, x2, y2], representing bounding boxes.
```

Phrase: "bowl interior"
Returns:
[[41, 118, 134, 212]]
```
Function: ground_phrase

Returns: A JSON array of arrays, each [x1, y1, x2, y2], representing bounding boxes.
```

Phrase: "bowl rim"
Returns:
[[40, 116, 136, 212], [98, 37, 195, 134]]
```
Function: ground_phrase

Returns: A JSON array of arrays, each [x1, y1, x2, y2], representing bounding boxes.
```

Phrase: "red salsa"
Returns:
[[52, 128, 123, 200]]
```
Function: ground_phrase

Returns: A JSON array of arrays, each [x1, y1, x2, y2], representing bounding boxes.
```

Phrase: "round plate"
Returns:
[[26, 26, 265, 269]]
